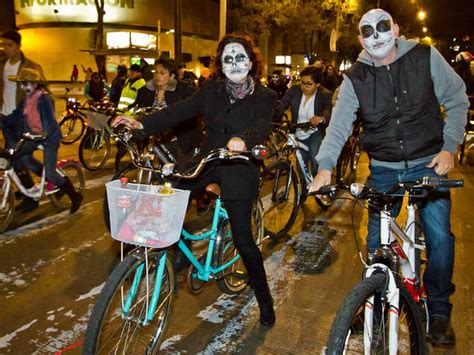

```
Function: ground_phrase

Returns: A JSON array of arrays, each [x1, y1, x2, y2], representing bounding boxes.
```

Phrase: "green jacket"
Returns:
[[0, 52, 47, 110]]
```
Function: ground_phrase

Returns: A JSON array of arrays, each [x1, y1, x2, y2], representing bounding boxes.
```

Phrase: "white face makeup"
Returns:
[[20, 81, 36, 96], [359, 9, 396, 60], [221, 43, 252, 83]]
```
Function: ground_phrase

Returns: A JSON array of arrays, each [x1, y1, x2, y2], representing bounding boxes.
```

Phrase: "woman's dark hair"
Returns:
[[300, 66, 323, 84], [213, 34, 263, 81], [154, 58, 178, 77]]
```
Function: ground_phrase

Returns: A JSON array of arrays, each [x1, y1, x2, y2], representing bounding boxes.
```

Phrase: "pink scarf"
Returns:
[[23, 89, 44, 133]]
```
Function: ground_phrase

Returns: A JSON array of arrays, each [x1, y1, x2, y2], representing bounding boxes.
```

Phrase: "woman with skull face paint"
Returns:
[[114, 34, 278, 326], [1, 67, 84, 214], [310, 8, 470, 345]]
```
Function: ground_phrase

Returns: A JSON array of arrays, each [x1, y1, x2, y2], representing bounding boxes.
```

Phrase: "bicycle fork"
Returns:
[[122, 249, 169, 326], [364, 266, 401, 355]]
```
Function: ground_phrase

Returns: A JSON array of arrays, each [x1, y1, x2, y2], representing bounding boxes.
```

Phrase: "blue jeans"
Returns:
[[367, 163, 455, 319], [298, 130, 324, 177]]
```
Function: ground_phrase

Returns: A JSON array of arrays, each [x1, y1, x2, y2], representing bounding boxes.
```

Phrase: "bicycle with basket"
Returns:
[[318, 176, 463, 354], [78, 104, 115, 171], [83, 125, 266, 354]]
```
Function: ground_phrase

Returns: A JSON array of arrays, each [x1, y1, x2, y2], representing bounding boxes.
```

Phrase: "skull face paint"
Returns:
[[221, 43, 252, 83], [359, 9, 396, 60]]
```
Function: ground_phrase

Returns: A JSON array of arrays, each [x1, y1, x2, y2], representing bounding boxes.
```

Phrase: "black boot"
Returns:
[[173, 239, 192, 271], [254, 286, 276, 326], [59, 177, 83, 214], [16, 197, 39, 213]]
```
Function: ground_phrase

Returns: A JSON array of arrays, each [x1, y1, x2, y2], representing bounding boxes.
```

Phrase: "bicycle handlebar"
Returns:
[[309, 176, 464, 201], [111, 124, 269, 180]]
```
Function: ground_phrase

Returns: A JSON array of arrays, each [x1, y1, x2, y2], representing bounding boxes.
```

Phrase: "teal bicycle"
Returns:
[[83, 126, 266, 354]]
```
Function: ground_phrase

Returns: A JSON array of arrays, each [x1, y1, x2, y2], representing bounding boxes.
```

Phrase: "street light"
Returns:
[[422, 26, 428, 33], [417, 10, 426, 21]]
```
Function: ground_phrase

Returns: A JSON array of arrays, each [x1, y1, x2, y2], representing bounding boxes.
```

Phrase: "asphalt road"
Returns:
[[0, 138, 473, 354]]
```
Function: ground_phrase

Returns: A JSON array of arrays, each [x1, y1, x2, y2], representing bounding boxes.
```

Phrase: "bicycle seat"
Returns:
[[205, 183, 221, 198]]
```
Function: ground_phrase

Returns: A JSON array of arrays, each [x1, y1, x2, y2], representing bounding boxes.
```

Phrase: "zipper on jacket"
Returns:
[[386, 65, 408, 168]]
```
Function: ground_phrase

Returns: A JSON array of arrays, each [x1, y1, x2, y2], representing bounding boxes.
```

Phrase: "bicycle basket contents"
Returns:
[[106, 180, 190, 248]]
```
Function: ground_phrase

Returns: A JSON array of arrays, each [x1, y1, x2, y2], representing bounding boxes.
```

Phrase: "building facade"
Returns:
[[13, 0, 222, 81]]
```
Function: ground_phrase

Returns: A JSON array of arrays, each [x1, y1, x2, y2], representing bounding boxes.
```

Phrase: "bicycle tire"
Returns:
[[214, 200, 264, 294], [350, 140, 361, 172], [59, 113, 86, 145], [103, 165, 164, 232], [49, 162, 86, 210], [326, 273, 426, 354], [79, 129, 110, 171], [457, 131, 467, 164], [260, 160, 299, 239], [83, 249, 175, 354], [0, 176, 15, 233]]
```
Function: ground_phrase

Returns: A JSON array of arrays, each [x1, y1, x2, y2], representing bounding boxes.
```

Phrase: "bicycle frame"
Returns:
[[120, 195, 240, 325], [362, 196, 425, 354]]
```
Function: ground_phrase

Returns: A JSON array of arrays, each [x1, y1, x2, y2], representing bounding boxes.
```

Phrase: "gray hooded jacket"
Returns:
[[316, 38, 469, 171]]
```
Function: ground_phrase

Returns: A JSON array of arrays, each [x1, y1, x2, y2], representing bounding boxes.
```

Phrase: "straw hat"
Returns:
[[8, 67, 45, 83]]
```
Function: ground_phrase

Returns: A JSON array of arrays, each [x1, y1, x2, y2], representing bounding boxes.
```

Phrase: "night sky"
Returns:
[[424, 0, 473, 38]]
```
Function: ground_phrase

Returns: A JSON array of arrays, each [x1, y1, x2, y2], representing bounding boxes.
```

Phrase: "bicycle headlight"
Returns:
[[162, 163, 175, 176], [350, 183, 365, 197]]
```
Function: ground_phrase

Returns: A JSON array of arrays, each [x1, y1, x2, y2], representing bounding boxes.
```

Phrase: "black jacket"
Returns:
[[140, 77, 277, 200], [274, 85, 333, 132], [136, 80, 201, 155]]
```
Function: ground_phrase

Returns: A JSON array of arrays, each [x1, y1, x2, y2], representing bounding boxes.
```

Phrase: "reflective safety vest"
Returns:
[[117, 77, 146, 111]]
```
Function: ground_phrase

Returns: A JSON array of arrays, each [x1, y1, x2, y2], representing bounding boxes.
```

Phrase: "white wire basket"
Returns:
[[83, 110, 110, 130], [106, 180, 190, 248]]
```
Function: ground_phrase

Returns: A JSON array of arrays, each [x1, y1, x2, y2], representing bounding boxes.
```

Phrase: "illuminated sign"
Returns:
[[19, 0, 133, 7]]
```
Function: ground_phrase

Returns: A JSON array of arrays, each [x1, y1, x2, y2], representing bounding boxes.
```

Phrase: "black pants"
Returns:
[[177, 164, 269, 291]]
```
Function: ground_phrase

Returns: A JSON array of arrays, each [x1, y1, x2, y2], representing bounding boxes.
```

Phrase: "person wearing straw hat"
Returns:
[[0, 67, 83, 214]]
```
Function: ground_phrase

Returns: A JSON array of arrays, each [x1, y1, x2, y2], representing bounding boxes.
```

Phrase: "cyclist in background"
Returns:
[[1, 67, 83, 213], [84, 72, 110, 102], [267, 69, 288, 102], [310, 8, 469, 346], [274, 65, 333, 176]]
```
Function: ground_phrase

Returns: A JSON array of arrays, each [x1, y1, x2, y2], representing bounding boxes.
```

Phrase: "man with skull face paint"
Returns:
[[114, 34, 277, 326], [310, 9, 469, 345]]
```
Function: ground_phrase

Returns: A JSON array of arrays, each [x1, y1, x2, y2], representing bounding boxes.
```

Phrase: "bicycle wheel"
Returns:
[[259, 160, 299, 239], [59, 113, 86, 145], [350, 140, 361, 172], [83, 249, 175, 354], [103, 166, 164, 232], [79, 129, 110, 171], [214, 200, 264, 294], [326, 273, 426, 354], [49, 162, 86, 210], [0, 175, 15, 233]]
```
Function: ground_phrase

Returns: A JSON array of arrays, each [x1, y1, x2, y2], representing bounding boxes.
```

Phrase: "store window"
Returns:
[[106, 31, 157, 50]]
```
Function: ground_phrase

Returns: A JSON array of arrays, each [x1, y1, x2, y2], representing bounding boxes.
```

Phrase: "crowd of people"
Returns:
[[1, 6, 472, 346]]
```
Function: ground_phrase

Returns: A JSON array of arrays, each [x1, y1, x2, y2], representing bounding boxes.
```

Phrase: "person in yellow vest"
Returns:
[[116, 64, 146, 112], [115, 64, 147, 171]]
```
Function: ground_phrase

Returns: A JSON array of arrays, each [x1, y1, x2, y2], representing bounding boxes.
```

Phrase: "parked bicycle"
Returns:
[[320, 177, 463, 354], [261, 120, 361, 239], [83, 125, 266, 353], [0, 132, 86, 232]]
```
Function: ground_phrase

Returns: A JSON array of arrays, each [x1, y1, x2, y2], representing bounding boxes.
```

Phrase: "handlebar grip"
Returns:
[[424, 177, 464, 188], [318, 185, 337, 195]]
